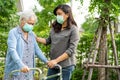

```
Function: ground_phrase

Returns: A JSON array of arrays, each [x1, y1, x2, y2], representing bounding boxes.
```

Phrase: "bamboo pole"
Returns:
[[82, 26, 101, 80], [87, 26, 102, 80], [109, 21, 120, 80], [85, 64, 120, 69]]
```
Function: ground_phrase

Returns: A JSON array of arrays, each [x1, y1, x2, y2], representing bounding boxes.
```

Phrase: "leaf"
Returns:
[[111, 2, 119, 10]]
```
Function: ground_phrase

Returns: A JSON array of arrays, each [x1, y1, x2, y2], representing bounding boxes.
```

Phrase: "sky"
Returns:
[[21, 0, 90, 30], [22, 0, 43, 12], [70, 0, 90, 27]]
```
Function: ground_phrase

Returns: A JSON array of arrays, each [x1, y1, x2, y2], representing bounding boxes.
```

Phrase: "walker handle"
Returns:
[[43, 64, 62, 80], [9, 68, 42, 80]]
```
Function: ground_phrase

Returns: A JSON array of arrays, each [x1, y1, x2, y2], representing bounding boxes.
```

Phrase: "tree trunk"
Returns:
[[98, 0, 111, 79], [98, 25, 107, 80]]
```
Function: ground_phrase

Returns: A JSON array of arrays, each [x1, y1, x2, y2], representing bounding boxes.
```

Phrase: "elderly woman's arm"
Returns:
[[7, 29, 29, 72], [34, 38, 48, 63]]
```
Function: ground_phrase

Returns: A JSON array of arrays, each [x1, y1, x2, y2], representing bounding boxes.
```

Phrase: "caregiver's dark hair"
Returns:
[[52, 4, 77, 33]]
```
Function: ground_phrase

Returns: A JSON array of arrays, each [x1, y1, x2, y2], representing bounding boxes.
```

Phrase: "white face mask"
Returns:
[[56, 15, 64, 24]]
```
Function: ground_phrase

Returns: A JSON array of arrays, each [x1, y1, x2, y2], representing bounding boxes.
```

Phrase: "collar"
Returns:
[[17, 26, 23, 34]]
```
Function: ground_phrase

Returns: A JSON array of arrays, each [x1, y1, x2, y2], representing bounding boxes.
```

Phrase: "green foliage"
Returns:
[[82, 17, 99, 33], [0, 1, 18, 79], [0, 0, 120, 79], [0, 65, 4, 79], [0, 33, 8, 57], [34, 0, 69, 32], [0, 0, 18, 57], [89, 0, 120, 14], [72, 68, 98, 80], [72, 33, 120, 80], [39, 0, 69, 8], [81, 0, 120, 35], [35, 29, 50, 58], [0, 0, 17, 30], [0, 0, 16, 16], [71, 68, 84, 80], [107, 34, 120, 64], [88, 0, 120, 22]]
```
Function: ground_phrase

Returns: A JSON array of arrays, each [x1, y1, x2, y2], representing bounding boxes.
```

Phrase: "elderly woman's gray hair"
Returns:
[[19, 10, 37, 23]]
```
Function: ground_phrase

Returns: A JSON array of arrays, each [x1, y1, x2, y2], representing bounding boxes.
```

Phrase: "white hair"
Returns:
[[18, 10, 37, 23]]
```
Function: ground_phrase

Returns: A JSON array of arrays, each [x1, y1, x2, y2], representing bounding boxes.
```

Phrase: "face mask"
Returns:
[[23, 23, 33, 32], [56, 15, 64, 24]]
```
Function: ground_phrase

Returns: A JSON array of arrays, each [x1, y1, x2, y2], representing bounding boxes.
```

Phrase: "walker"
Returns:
[[9, 64, 62, 80]]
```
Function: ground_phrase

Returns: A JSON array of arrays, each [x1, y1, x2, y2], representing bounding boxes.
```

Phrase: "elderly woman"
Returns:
[[4, 11, 48, 80]]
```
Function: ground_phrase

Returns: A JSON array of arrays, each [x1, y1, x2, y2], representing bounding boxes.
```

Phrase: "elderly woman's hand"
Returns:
[[21, 66, 30, 73]]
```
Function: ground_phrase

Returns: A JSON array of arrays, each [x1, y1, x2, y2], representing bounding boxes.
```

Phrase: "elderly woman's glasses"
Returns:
[[27, 22, 35, 25]]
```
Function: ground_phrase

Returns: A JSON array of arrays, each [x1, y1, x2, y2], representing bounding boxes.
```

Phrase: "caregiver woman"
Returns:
[[36, 4, 80, 80]]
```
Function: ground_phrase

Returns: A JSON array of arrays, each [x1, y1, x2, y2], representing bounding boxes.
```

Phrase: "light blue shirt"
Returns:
[[4, 26, 48, 79]]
